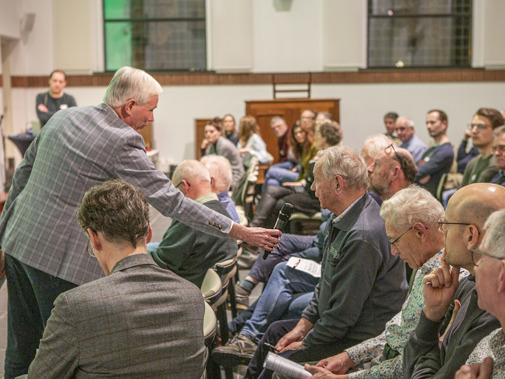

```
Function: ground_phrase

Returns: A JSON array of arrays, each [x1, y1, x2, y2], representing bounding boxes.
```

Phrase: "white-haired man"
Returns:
[[201, 154, 240, 223], [0, 66, 279, 378], [396, 116, 427, 163]]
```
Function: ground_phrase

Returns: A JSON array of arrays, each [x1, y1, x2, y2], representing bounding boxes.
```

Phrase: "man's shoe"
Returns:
[[234, 283, 251, 310], [212, 334, 257, 367]]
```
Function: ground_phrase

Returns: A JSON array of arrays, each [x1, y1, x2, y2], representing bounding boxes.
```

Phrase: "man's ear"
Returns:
[[334, 175, 345, 194], [87, 228, 102, 251], [146, 224, 152, 244], [413, 222, 427, 239], [124, 99, 136, 116], [465, 224, 480, 251]]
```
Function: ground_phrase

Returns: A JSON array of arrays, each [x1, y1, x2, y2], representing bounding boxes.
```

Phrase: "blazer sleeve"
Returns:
[[28, 293, 79, 378]]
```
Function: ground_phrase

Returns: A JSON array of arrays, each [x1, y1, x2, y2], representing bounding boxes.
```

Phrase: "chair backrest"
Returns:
[[200, 269, 222, 306], [214, 256, 238, 287], [203, 302, 217, 347]]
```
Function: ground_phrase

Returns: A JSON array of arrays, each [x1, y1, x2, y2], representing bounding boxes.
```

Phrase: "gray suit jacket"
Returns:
[[27, 254, 206, 378], [0, 103, 232, 285]]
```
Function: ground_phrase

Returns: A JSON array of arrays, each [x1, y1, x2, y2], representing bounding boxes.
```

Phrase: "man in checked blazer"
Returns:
[[0, 66, 280, 378], [26, 180, 206, 378]]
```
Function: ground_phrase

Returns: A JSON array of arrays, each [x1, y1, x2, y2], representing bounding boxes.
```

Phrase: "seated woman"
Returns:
[[222, 113, 239, 145], [250, 120, 342, 228], [237, 115, 272, 166], [200, 119, 244, 190], [262, 121, 315, 192]]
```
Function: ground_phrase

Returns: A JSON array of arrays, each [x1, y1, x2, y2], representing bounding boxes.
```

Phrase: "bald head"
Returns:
[[450, 183, 505, 228], [172, 160, 212, 200], [200, 155, 232, 193]]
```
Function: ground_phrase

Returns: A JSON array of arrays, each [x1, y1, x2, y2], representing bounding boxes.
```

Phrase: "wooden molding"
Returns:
[[1, 69, 505, 88]]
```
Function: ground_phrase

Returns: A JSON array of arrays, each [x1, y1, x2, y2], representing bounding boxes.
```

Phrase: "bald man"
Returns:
[[403, 183, 505, 378], [149, 160, 237, 287]]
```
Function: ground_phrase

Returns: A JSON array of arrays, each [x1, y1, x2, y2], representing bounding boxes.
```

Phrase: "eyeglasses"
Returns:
[[85, 239, 95, 257], [174, 179, 190, 191], [467, 123, 490, 132], [492, 145, 505, 154], [388, 225, 413, 247], [384, 144, 408, 172], [437, 219, 471, 234], [471, 248, 504, 266]]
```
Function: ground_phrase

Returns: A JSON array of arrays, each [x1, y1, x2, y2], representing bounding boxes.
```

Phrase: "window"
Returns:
[[103, 0, 206, 71], [368, 0, 472, 68]]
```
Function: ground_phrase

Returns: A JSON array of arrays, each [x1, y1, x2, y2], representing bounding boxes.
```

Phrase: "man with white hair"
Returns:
[[150, 160, 237, 287], [455, 209, 505, 378], [201, 155, 240, 223], [306, 186, 448, 378], [396, 116, 427, 163], [0, 66, 279, 378]]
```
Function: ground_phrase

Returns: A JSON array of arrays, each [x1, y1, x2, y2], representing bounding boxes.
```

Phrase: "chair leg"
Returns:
[[228, 276, 238, 319], [216, 302, 230, 345], [224, 367, 234, 379]]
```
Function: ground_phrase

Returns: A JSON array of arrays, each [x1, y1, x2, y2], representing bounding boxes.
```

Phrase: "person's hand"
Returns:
[[238, 148, 252, 156], [282, 181, 301, 187], [229, 224, 281, 251], [455, 357, 494, 379], [0, 251, 5, 280], [305, 365, 343, 378], [315, 352, 355, 374], [276, 318, 313, 353], [291, 167, 298, 172], [463, 129, 472, 142], [418, 175, 431, 184], [422, 255, 460, 321], [440, 299, 461, 341], [201, 138, 210, 150], [37, 104, 49, 113], [282, 340, 304, 352]]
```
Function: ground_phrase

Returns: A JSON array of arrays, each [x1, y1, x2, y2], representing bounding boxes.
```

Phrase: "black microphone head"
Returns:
[[278, 203, 294, 222]]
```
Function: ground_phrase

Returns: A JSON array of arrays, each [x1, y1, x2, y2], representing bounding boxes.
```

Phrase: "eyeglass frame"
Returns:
[[85, 238, 95, 257], [471, 247, 505, 267], [384, 144, 408, 173], [467, 123, 490, 132], [174, 179, 190, 191], [492, 144, 505, 154], [437, 219, 471, 234], [388, 225, 413, 247]]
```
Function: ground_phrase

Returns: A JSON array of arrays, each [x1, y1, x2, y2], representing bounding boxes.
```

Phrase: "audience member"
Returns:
[[270, 116, 292, 163], [149, 160, 237, 287], [200, 155, 241, 223], [360, 134, 394, 166], [316, 112, 332, 121], [455, 209, 505, 378], [461, 108, 504, 186], [306, 186, 448, 378], [490, 126, 505, 186], [415, 109, 454, 196], [200, 119, 244, 190], [300, 109, 317, 131], [396, 116, 427, 163], [403, 183, 505, 378], [383, 111, 399, 143], [223, 113, 240, 145], [241, 146, 408, 378], [25, 180, 206, 378], [237, 115, 272, 165], [0, 66, 279, 378], [36, 70, 76, 127]]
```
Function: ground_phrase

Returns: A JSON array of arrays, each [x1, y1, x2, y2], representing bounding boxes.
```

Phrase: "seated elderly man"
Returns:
[[403, 183, 505, 378], [25, 180, 206, 378], [490, 125, 505, 186], [306, 186, 449, 378], [455, 209, 505, 378], [201, 154, 240, 223], [149, 160, 237, 287], [215, 146, 408, 378]]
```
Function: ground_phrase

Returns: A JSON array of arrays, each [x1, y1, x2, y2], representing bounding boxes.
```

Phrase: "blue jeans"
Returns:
[[249, 233, 318, 283], [240, 263, 319, 340], [4, 254, 77, 379], [262, 162, 299, 193]]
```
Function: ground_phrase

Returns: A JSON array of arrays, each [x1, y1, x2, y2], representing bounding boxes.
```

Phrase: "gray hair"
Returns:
[[380, 185, 444, 230], [362, 134, 394, 160], [77, 179, 150, 248], [494, 125, 505, 138], [317, 145, 368, 190], [481, 209, 505, 258], [270, 116, 287, 127], [200, 155, 232, 191], [103, 66, 163, 107], [172, 160, 211, 187]]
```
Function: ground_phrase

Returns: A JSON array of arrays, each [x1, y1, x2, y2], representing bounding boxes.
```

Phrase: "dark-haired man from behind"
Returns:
[[26, 180, 206, 378], [415, 109, 454, 196], [36, 70, 76, 127]]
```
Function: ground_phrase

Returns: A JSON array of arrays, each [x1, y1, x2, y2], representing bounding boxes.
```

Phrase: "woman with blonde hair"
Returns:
[[237, 115, 272, 165]]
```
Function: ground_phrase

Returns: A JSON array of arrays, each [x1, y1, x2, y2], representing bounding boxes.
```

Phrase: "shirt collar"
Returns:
[[195, 192, 218, 204]]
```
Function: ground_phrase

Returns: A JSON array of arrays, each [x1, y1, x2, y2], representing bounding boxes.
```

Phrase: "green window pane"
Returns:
[[105, 22, 132, 71], [104, 0, 131, 20]]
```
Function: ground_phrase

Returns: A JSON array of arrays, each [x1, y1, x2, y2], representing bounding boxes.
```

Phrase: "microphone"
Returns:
[[263, 203, 294, 259]]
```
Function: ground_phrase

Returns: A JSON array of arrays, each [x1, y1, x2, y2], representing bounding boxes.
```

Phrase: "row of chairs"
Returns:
[[201, 251, 241, 379]]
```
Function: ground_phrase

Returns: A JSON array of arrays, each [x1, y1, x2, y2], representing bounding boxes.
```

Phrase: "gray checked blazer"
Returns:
[[0, 103, 232, 285], [27, 254, 206, 378]]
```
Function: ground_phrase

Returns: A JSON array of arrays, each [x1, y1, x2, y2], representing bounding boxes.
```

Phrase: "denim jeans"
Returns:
[[240, 262, 319, 341], [262, 162, 299, 193], [4, 254, 77, 379], [249, 233, 318, 283]]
